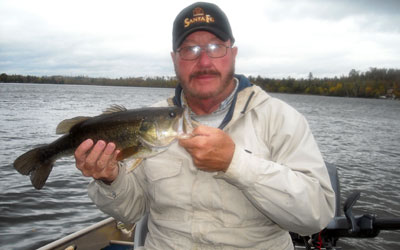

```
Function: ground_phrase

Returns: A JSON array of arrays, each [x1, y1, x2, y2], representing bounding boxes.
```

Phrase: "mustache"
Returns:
[[190, 70, 220, 80]]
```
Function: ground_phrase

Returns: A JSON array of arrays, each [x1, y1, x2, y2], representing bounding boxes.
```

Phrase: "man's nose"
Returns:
[[197, 50, 212, 67]]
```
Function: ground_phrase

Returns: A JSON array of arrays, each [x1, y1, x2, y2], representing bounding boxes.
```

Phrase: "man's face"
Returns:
[[171, 31, 238, 101]]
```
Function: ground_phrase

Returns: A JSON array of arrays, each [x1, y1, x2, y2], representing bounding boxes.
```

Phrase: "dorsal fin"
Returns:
[[56, 116, 91, 134], [102, 104, 128, 115]]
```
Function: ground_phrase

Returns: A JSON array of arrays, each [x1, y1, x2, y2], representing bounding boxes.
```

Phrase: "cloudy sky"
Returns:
[[1, 0, 399, 79]]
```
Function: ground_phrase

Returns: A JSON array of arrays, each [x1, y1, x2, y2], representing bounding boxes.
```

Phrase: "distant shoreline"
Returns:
[[1, 81, 175, 89], [1, 68, 399, 99]]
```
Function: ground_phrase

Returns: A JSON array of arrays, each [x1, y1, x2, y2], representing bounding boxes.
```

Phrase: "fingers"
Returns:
[[94, 141, 117, 179], [178, 125, 209, 148], [96, 142, 117, 171], [178, 125, 235, 172], [84, 140, 105, 169], [191, 125, 210, 136], [74, 139, 120, 183], [177, 132, 194, 140], [75, 139, 94, 169]]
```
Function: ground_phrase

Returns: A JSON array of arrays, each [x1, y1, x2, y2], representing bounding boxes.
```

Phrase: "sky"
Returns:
[[0, 0, 399, 79]]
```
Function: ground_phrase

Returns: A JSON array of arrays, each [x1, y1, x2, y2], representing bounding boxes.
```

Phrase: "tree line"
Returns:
[[0, 74, 178, 88], [249, 68, 400, 99], [1, 67, 399, 99]]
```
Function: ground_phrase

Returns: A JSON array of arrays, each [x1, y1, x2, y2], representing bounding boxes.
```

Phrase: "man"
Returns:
[[75, 2, 335, 249]]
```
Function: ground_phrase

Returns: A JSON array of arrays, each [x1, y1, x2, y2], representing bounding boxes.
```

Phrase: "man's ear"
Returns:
[[171, 51, 177, 64], [231, 46, 238, 58]]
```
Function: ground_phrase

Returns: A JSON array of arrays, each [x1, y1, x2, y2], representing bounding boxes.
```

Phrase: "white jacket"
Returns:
[[88, 75, 335, 250]]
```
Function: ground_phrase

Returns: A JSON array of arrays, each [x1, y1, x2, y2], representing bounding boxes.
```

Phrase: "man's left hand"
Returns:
[[179, 125, 235, 172]]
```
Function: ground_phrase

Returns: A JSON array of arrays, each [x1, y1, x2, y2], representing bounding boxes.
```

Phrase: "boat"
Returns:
[[38, 163, 400, 250], [37, 217, 135, 250]]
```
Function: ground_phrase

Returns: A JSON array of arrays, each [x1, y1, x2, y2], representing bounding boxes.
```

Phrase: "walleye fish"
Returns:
[[14, 105, 186, 190]]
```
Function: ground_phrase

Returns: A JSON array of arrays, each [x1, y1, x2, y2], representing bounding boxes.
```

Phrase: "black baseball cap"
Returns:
[[172, 2, 235, 51]]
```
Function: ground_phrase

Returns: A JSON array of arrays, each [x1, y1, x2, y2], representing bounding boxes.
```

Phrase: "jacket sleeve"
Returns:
[[87, 162, 148, 224], [216, 98, 336, 236]]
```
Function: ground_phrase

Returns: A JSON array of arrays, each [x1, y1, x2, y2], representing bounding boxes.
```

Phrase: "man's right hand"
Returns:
[[74, 139, 120, 184]]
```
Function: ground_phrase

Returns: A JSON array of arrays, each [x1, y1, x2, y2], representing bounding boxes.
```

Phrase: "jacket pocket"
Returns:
[[143, 156, 187, 221]]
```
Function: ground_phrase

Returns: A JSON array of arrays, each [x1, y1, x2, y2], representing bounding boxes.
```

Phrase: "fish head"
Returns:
[[138, 106, 184, 147]]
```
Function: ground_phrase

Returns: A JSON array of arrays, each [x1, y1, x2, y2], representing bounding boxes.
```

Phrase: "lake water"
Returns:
[[0, 83, 399, 250]]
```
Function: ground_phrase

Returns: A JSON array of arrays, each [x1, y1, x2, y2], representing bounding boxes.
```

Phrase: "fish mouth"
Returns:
[[177, 106, 194, 137]]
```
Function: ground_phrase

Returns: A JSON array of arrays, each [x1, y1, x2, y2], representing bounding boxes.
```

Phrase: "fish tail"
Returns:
[[13, 146, 54, 190]]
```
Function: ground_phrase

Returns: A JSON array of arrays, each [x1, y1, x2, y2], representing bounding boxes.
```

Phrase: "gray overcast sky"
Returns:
[[1, 0, 399, 79]]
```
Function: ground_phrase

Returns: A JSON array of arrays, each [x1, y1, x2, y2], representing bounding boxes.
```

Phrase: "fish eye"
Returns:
[[169, 111, 176, 118]]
